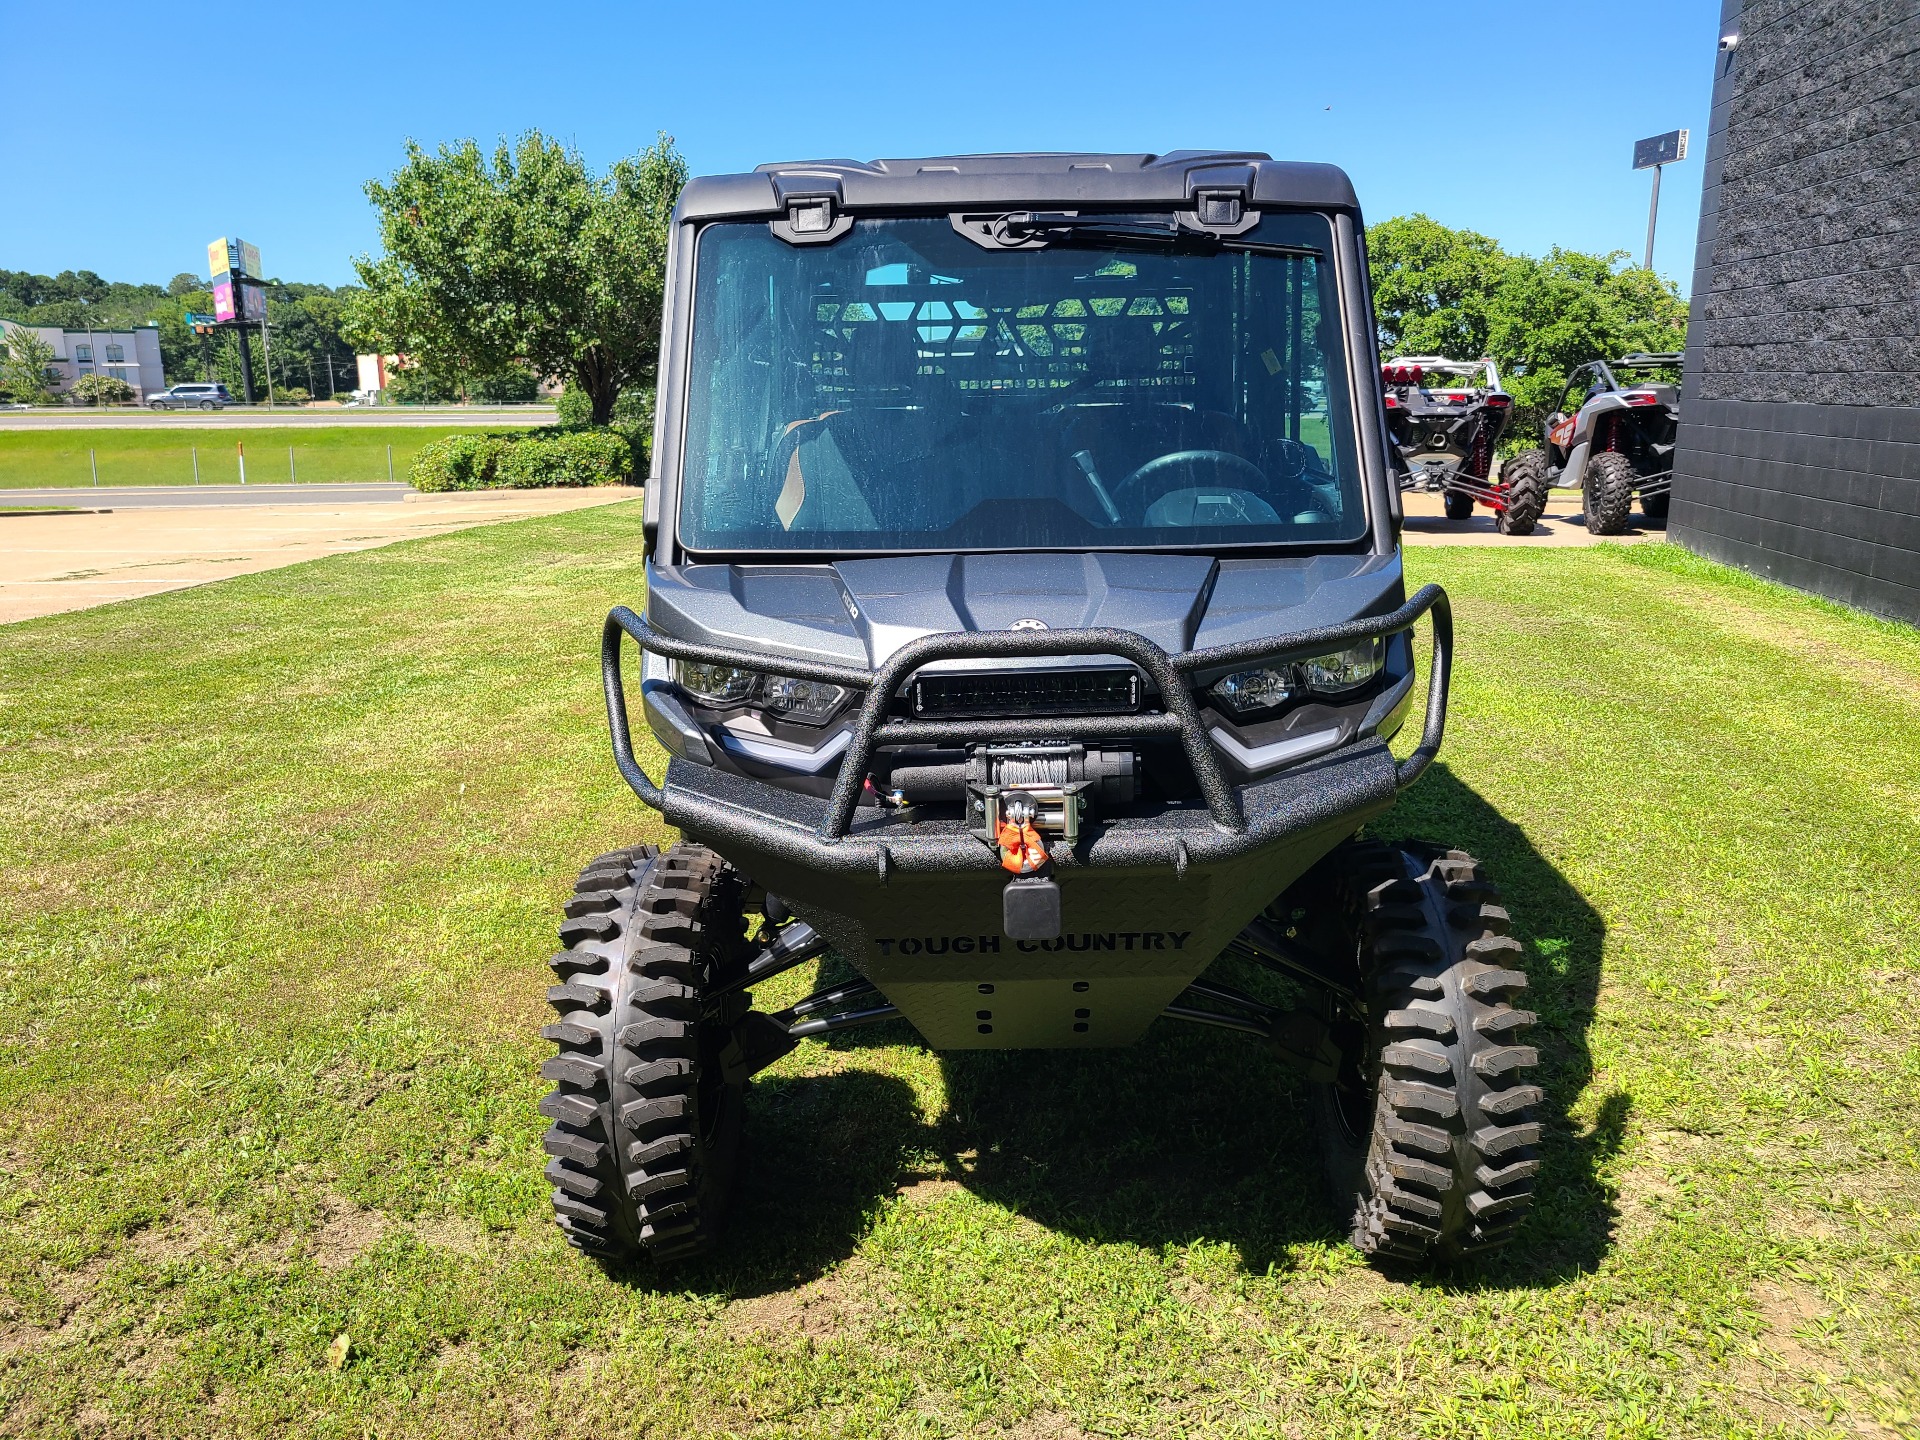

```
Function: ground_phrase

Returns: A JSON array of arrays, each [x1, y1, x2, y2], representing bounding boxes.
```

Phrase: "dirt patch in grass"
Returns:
[[309, 1202, 387, 1271], [982, 1413, 1099, 1439], [725, 1260, 875, 1340]]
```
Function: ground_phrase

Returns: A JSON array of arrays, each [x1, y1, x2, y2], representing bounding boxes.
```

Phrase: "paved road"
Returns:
[[2, 483, 413, 510], [1, 486, 644, 624], [0, 405, 556, 431]]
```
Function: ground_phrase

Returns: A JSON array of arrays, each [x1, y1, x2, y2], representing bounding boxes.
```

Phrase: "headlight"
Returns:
[[671, 660, 848, 725], [672, 660, 758, 705], [1298, 638, 1383, 694], [759, 674, 849, 724], [1208, 638, 1384, 718], [1209, 666, 1295, 717]]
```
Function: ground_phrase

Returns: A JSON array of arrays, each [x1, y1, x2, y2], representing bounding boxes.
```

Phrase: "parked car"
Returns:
[[148, 383, 233, 411]]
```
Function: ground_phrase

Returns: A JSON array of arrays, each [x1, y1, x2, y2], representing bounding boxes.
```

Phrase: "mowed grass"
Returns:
[[0, 425, 541, 491], [2, 511, 1918, 1438]]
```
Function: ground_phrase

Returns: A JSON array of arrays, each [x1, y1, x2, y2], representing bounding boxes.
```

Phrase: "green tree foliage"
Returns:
[[1367, 215, 1513, 360], [1366, 215, 1689, 438], [383, 356, 542, 405], [349, 130, 686, 425], [0, 326, 57, 402]]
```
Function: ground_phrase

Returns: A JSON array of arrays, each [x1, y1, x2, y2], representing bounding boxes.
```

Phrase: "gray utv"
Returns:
[[1502, 353, 1681, 535], [544, 152, 1543, 1270]]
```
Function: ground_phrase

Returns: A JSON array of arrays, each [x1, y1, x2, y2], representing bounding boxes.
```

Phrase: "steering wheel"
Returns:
[[1110, 449, 1272, 519]]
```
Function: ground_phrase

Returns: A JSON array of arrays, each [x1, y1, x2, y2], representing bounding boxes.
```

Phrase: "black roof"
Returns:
[[674, 151, 1360, 222]]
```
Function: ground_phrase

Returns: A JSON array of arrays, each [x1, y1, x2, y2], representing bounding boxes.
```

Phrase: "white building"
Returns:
[[0, 319, 166, 400]]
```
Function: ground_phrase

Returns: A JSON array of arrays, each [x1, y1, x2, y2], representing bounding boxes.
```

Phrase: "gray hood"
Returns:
[[645, 550, 1404, 671]]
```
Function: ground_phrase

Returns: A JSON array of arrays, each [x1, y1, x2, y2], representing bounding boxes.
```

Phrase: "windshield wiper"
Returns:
[[990, 212, 1320, 259]]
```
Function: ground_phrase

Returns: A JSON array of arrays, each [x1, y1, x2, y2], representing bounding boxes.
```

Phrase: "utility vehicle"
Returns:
[[546, 152, 1542, 1268], [1381, 357, 1543, 532], [1505, 353, 1682, 535]]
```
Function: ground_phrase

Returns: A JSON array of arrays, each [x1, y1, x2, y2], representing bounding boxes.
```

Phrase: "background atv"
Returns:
[[1382, 357, 1542, 534], [547, 151, 1543, 1273], [1504, 352, 1681, 535]]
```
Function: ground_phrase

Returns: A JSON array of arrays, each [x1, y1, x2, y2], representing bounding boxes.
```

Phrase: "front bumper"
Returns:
[[601, 585, 1454, 1047]]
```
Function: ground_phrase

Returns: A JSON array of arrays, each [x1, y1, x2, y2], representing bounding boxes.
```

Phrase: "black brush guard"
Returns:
[[598, 583, 1452, 1056], [603, 582, 1452, 858]]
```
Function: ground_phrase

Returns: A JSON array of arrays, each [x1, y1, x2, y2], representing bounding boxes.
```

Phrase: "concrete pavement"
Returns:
[[1, 486, 642, 624], [1400, 488, 1664, 545], [3, 483, 412, 509]]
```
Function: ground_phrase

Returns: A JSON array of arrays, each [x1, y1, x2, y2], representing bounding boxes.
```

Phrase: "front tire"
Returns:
[[540, 842, 752, 1264], [1315, 843, 1541, 1264], [1640, 488, 1671, 521], [1495, 450, 1549, 535], [1584, 451, 1637, 534], [1442, 489, 1475, 521]]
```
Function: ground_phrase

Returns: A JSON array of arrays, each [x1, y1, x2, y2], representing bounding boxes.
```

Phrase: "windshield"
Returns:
[[678, 213, 1367, 553]]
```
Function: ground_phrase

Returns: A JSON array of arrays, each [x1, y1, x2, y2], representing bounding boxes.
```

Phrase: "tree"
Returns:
[[166, 272, 202, 297], [1366, 214, 1514, 360], [1366, 216, 1689, 441], [0, 326, 57, 402], [348, 130, 686, 425], [68, 373, 137, 406], [1486, 248, 1688, 433]]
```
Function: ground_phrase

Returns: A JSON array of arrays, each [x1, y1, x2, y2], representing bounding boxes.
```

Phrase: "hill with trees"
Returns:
[[0, 268, 363, 401]]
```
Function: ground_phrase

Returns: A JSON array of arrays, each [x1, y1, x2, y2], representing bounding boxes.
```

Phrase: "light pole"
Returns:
[[1632, 129, 1690, 272]]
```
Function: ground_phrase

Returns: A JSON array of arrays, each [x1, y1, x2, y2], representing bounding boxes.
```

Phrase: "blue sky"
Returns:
[[3, 1, 1724, 292]]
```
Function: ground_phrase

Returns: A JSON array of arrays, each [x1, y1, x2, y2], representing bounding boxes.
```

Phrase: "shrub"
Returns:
[[495, 428, 633, 488], [610, 419, 651, 473], [411, 428, 635, 491], [554, 383, 592, 427], [69, 374, 137, 406], [410, 433, 507, 491]]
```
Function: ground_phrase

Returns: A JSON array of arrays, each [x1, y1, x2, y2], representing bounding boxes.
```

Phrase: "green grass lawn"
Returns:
[[2, 513, 1917, 1438], [0, 425, 543, 490]]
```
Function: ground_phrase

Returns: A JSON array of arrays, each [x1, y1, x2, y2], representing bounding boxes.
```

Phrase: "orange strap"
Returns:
[[996, 818, 1049, 875]]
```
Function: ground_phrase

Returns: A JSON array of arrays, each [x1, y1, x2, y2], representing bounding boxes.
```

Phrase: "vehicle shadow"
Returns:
[[938, 762, 1625, 1287], [612, 765, 1621, 1293], [604, 1066, 926, 1296]]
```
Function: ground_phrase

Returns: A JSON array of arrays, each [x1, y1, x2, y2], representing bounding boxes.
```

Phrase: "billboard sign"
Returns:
[[1633, 129, 1690, 169], [212, 278, 236, 322], [206, 237, 263, 279], [240, 281, 267, 323]]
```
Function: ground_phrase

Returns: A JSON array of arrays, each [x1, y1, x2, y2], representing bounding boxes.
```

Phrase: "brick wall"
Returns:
[[1668, 0, 1920, 622]]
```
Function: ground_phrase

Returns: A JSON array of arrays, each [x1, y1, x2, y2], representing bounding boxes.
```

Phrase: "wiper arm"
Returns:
[[992, 212, 1320, 259]]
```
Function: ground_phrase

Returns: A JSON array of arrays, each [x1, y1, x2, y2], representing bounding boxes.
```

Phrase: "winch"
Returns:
[[963, 743, 1137, 847]]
